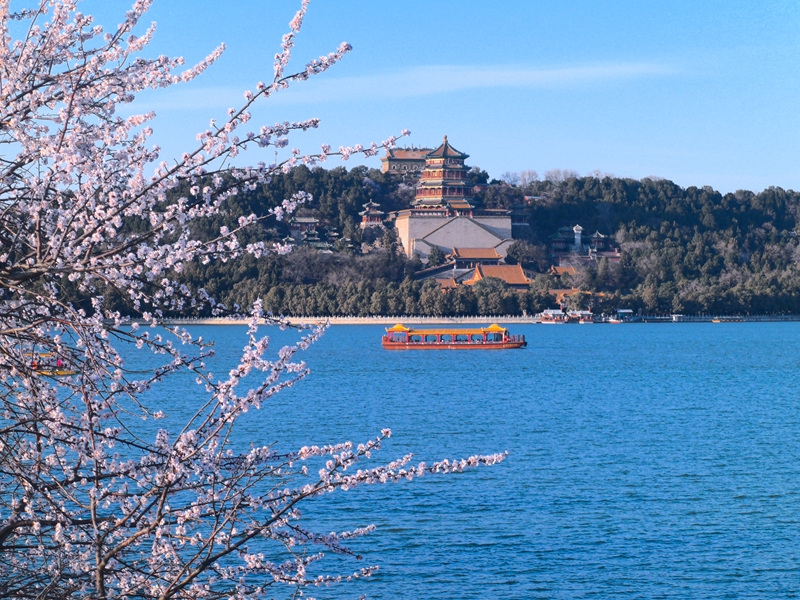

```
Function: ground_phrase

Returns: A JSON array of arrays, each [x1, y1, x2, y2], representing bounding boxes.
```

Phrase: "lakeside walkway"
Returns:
[[157, 315, 542, 326], [150, 314, 800, 326]]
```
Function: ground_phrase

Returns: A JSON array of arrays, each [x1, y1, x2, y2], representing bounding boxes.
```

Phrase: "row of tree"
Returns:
[[260, 277, 555, 317]]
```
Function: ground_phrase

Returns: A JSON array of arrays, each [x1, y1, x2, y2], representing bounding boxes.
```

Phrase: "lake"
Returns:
[[140, 322, 800, 599]]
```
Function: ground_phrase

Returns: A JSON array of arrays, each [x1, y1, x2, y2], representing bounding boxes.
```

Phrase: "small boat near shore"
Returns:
[[539, 309, 567, 324], [382, 324, 526, 350], [568, 310, 595, 324]]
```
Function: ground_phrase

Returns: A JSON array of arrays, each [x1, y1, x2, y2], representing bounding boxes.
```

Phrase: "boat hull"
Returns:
[[35, 369, 78, 376], [382, 340, 526, 350]]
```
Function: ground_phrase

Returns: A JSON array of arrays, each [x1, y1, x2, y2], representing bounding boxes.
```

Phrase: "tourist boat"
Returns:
[[35, 368, 79, 376], [25, 352, 78, 376], [382, 324, 526, 350], [539, 309, 567, 324], [568, 310, 594, 324]]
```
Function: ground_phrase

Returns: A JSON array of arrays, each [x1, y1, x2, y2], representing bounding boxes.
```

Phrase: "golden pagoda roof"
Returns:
[[426, 135, 469, 160]]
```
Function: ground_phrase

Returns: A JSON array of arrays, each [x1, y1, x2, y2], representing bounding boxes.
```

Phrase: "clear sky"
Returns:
[[82, 0, 800, 193]]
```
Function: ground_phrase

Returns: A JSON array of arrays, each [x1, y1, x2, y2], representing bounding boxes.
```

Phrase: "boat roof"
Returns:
[[386, 323, 507, 335]]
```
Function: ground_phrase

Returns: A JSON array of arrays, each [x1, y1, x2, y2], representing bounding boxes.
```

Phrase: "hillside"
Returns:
[[89, 166, 800, 316]]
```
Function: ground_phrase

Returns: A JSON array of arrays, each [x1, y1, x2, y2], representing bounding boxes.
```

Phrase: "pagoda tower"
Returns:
[[359, 200, 385, 229], [414, 136, 475, 213]]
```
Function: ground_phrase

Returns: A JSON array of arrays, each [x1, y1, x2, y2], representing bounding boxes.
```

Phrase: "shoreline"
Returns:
[[141, 314, 800, 326]]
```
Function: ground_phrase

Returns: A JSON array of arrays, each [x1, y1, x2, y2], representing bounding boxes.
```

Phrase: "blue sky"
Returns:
[[83, 0, 800, 193]]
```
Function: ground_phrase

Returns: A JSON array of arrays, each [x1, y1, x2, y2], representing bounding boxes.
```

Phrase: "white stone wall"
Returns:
[[394, 215, 411, 255], [494, 239, 514, 256], [395, 213, 513, 259], [407, 216, 451, 242], [422, 219, 505, 253], [473, 215, 512, 240]]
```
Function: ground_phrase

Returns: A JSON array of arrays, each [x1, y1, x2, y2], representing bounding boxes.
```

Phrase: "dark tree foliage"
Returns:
[[426, 245, 446, 267], [523, 176, 800, 314], [260, 277, 551, 317], [505, 240, 549, 271], [474, 183, 525, 209]]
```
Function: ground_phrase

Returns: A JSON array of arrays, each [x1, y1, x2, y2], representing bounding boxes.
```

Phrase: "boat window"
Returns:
[[487, 333, 502, 342], [470, 334, 483, 343], [424, 335, 438, 343], [440, 334, 453, 343], [409, 335, 422, 343], [389, 333, 406, 342], [455, 334, 468, 343]]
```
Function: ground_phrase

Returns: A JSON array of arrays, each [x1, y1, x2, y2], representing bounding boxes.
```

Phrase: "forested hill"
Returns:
[[522, 177, 800, 314], [157, 166, 800, 316]]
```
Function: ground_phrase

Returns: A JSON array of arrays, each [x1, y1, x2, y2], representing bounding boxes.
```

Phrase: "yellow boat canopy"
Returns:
[[385, 323, 508, 335]]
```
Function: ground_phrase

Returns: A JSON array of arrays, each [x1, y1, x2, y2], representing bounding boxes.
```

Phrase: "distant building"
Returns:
[[390, 136, 513, 261], [551, 266, 578, 277], [289, 216, 319, 236], [450, 247, 503, 269], [380, 146, 432, 174], [464, 264, 532, 291], [288, 216, 339, 250], [413, 136, 475, 210], [359, 200, 385, 229], [549, 224, 620, 264], [435, 277, 460, 291]]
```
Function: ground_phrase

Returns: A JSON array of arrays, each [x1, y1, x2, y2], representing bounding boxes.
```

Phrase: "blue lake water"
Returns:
[[139, 322, 800, 599]]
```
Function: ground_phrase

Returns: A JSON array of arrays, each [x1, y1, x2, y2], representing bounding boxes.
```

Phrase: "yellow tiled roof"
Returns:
[[469, 264, 531, 286], [452, 247, 501, 259]]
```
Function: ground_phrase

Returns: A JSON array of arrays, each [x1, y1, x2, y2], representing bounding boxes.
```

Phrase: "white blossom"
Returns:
[[0, 2, 486, 598]]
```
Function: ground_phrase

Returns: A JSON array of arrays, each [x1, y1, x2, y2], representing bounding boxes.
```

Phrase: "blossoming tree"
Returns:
[[0, 1, 505, 598]]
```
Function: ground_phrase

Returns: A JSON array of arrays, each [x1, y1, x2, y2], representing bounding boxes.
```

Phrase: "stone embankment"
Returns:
[[155, 315, 542, 326], [118, 314, 800, 326]]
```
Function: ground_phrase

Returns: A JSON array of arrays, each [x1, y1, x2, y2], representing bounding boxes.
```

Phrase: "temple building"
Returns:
[[450, 247, 503, 269], [359, 200, 385, 229], [464, 264, 532, 291], [380, 146, 432, 174], [389, 136, 513, 261], [413, 136, 475, 211], [289, 216, 319, 236], [549, 224, 620, 265]]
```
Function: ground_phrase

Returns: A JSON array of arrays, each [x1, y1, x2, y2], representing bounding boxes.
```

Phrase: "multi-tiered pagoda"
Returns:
[[359, 200, 385, 229], [413, 136, 474, 214], [388, 136, 513, 262]]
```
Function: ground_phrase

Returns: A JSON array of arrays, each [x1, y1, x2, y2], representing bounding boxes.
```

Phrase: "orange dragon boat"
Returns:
[[382, 324, 526, 350]]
